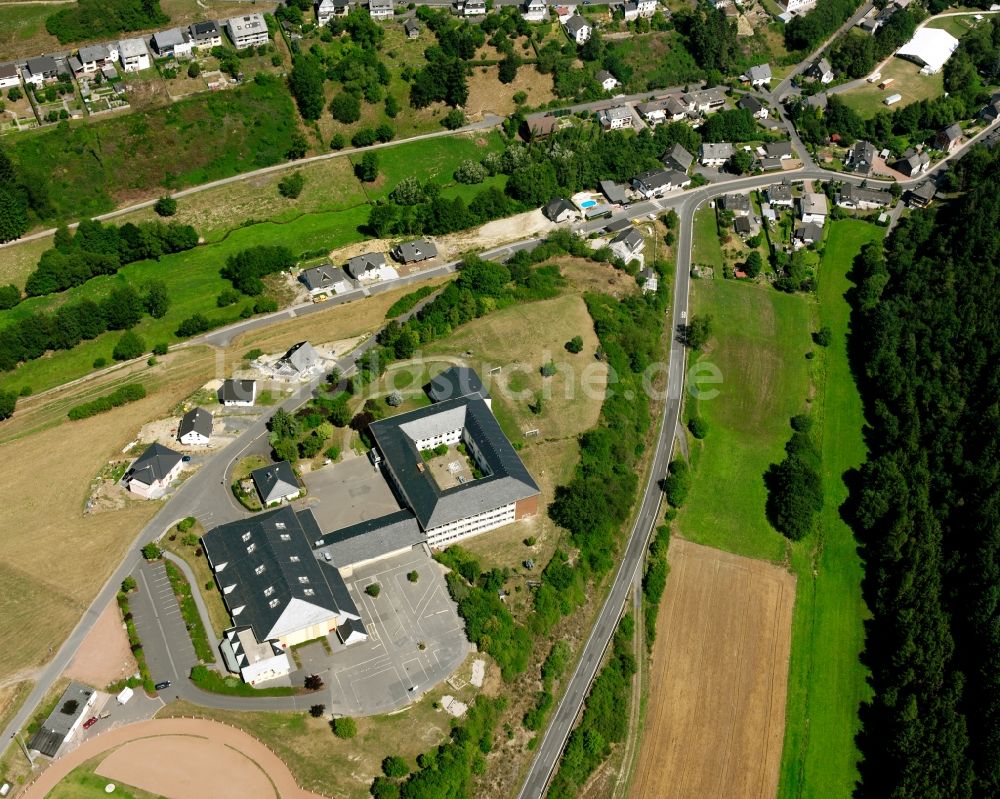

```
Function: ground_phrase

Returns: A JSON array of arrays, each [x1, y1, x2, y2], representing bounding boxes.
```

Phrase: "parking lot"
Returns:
[[297, 455, 402, 532], [296, 548, 472, 716]]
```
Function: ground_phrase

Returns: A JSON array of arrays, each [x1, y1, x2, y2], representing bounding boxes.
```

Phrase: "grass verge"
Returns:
[[188, 665, 298, 697], [163, 560, 214, 664]]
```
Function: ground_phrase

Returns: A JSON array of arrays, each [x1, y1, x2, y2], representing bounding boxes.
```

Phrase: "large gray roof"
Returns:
[[202, 507, 356, 643], [251, 461, 300, 504], [663, 143, 693, 171], [277, 340, 319, 373], [315, 510, 425, 568], [300, 264, 351, 292], [179, 407, 213, 439], [370, 396, 539, 531], [27, 55, 58, 76], [346, 252, 387, 279], [29, 682, 94, 757], [129, 442, 183, 486], [221, 378, 256, 402], [427, 366, 489, 402], [78, 44, 110, 63], [392, 239, 438, 264]]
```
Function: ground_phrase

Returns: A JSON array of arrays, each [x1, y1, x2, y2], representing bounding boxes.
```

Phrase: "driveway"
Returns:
[[295, 455, 402, 533]]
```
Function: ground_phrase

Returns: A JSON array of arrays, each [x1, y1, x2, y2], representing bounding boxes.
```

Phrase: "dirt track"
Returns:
[[19, 718, 328, 799], [630, 538, 796, 799]]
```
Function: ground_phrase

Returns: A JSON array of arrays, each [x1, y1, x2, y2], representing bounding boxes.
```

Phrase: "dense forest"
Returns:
[[45, 0, 168, 44], [848, 145, 1000, 797]]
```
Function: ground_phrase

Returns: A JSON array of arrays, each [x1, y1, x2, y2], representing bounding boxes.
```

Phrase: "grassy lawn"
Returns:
[[777, 219, 879, 799], [48, 761, 168, 799], [0, 3, 60, 61], [925, 14, 981, 38], [678, 219, 880, 799], [681, 279, 813, 561], [161, 523, 230, 638], [691, 207, 724, 272], [837, 57, 944, 118]]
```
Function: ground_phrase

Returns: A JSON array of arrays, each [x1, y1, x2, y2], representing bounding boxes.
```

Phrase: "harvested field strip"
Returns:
[[630, 538, 795, 799]]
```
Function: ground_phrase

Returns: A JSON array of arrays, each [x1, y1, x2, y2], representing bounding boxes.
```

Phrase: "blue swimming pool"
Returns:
[[580, 200, 597, 208]]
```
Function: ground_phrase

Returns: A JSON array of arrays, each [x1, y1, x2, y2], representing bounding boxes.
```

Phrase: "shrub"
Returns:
[[68, 383, 146, 420], [812, 326, 832, 347], [332, 717, 357, 738], [355, 152, 380, 182], [176, 313, 214, 337], [217, 288, 242, 307], [112, 329, 146, 361], [365, 582, 381, 597], [278, 172, 305, 199], [154, 196, 177, 217], [330, 133, 346, 150], [310, 704, 326, 718], [443, 108, 465, 129], [454, 159, 487, 184], [382, 755, 409, 778], [407, 570, 419, 583], [688, 415, 709, 439], [177, 516, 196, 532], [121, 576, 137, 592], [152, 342, 168, 356], [386, 391, 403, 407], [0, 390, 17, 421], [329, 91, 361, 123], [187, 61, 201, 78], [565, 335, 583, 354], [540, 361, 557, 377], [93, 357, 107, 368], [662, 459, 691, 507], [141, 542, 162, 560]]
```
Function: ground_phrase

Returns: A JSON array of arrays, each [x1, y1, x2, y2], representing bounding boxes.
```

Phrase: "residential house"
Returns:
[[978, 92, 1000, 123], [300, 264, 352, 297], [837, 184, 892, 210], [765, 140, 793, 160], [637, 95, 687, 125], [599, 179, 630, 205], [808, 57, 834, 83], [316, 0, 351, 24], [391, 239, 439, 264], [699, 142, 734, 167], [745, 63, 772, 87], [609, 228, 645, 262], [845, 140, 876, 174], [221, 625, 293, 685], [794, 222, 823, 246], [683, 86, 727, 114], [127, 442, 184, 498], [251, 461, 301, 505], [720, 193, 751, 216], [23, 56, 59, 86], [221, 379, 257, 407], [800, 191, 828, 225], [907, 180, 936, 207], [118, 38, 151, 72], [617, 0, 657, 20], [28, 683, 97, 758], [76, 44, 113, 74], [665, 169, 691, 189], [523, 0, 547, 21], [369, 0, 394, 20], [463, 0, 487, 15], [403, 17, 420, 38], [766, 183, 794, 207], [275, 341, 321, 379], [543, 198, 578, 223], [596, 69, 620, 92], [597, 105, 632, 130], [738, 94, 768, 119], [662, 143, 694, 175], [527, 116, 558, 140], [784, 0, 815, 12], [189, 20, 222, 47], [152, 28, 193, 58], [893, 148, 929, 176], [935, 122, 962, 153], [734, 216, 753, 237], [0, 62, 20, 89], [760, 156, 783, 171], [346, 251, 388, 281], [225, 14, 269, 49], [563, 15, 592, 45], [178, 407, 214, 446], [631, 168, 674, 198], [203, 506, 365, 655], [638, 267, 658, 293]]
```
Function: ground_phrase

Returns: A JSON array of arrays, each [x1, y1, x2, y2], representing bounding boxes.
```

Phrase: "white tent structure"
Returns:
[[896, 27, 960, 74]]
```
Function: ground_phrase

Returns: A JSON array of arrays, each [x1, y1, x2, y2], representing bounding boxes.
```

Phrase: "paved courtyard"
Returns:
[[297, 455, 402, 532], [295, 548, 472, 716]]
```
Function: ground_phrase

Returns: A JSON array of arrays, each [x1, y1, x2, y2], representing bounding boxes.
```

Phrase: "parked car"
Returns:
[[154, 680, 171, 691], [83, 717, 98, 729], [181, 455, 192, 462]]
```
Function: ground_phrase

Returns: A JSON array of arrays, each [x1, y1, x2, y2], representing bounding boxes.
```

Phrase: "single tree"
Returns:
[[332, 717, 357, 738], [565, 335, 584, 354], [309, 704, 326, 717], [154, 196, 178, 217], [365, 582, 381, 597], [355, 152, 380, 182], [113, 329, 146, 361]]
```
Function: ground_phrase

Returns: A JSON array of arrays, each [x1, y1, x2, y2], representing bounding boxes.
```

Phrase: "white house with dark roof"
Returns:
[[662, 143, 694, 173], [738, 94, 768, 119], [463, 0, 487, 15], [632, 168, 674, 199], [523, 0, 547, 21], [28, 682, 96, 758], [935, 123, 962, 153], [118, 38, 151, 72], [543, 198, 578, 223], [765, 140, 793, 160], [767, 183, 794, 207], [76, 44, 113, 74], [252, 461, 301, 506], [596, 69, 619, 92], [837, 184, 892, 210], [226, 14, 269, 49], [369, 0, 394, 19], [178, 407, 214, 446], [699, 142, 734, 167], [152, 28, 193, 58], [127, 443, 184, 498], [403, 17, 420, 37], [610, 227, 645, 262], [894, 148, 929, 176], [808, 57, 834, 83], [638, 267, 658, 293], [300, 264, 352, 297], [563, 14, 592, 44], [189, 20, 222, 47], [391, 239, 438, 264], [597, 105, 632, 130], [346, 251, 389, 281], [683, 86, 727, 114], [845, 140, 876, 174], [745, 63, 772, 87], [800, 191, 828, 226], [221, 378, 257, 406], [0, 62, 19, 89], [24, 56, 59, 86]]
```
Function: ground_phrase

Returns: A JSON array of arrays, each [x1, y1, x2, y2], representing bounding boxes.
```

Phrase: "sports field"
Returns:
[[631, 538, 795, 799]]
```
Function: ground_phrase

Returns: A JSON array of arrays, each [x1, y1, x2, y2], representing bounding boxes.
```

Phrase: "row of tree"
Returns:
[[847, 146, 1000, 798], [220, 245, 297, 296], [24, 219, 198, 297]]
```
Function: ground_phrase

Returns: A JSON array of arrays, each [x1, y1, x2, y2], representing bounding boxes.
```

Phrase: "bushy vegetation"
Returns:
[[0, 148, 30, 244], [784, 0, 864, 51], [764, 416, 823, 541], [641, 524, 671, 649], [67, 383, 146, 420], [221, 245, 297, 296], [385, 285, 437, 319], [24, 219, 197, 297], [548, 614, 636, 798], [45, 0, 168, 44], [847, 151, 1000, 798], [662, 459, 692, 507]]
